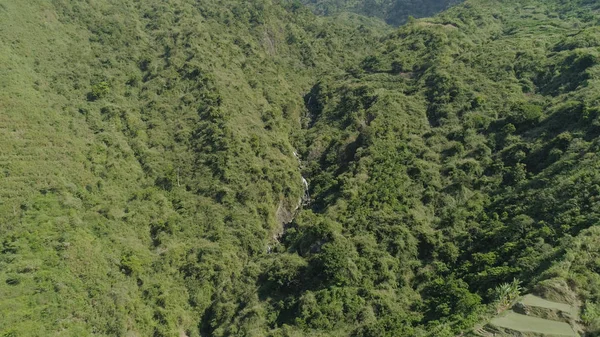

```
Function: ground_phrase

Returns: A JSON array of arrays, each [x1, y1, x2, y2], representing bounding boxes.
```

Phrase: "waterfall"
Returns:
[[294, 150, 310, 206], [269, 149, 311, 250], [301, 176, 310, 205]]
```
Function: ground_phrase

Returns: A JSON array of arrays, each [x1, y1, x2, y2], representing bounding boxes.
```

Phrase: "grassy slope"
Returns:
[[522, 295, 576, 316], [491, 311, 577, 336]]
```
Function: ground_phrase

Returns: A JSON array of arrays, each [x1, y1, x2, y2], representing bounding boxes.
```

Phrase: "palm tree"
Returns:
[[508, 278, 522, 301], [494, 278, 522, 311], [495, 283, 512, 307]]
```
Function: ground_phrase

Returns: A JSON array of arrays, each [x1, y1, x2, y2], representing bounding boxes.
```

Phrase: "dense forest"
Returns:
[[300, 0, 460, 25], [1, 0, 600, 336]]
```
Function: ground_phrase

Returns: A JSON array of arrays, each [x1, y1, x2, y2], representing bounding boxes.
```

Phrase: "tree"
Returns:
[[494, 278, 522, 312], [88, 81, 110, 101]]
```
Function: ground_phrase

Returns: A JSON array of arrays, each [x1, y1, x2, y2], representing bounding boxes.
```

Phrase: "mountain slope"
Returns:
[[269, 0, 600, 335], [1, 0, 600, 336], [0, 1, 382, 336]]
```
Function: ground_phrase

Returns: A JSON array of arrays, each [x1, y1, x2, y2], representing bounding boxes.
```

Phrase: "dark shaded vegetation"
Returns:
[[300, 0, 461, 25]]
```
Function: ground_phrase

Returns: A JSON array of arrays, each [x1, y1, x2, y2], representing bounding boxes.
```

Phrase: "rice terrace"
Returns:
[[471, 290, 583, 336]]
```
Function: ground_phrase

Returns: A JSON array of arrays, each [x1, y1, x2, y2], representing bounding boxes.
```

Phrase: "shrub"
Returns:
[[88, 81, 110, 101]]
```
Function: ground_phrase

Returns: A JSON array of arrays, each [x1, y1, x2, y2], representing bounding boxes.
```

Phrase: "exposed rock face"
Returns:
[[513, 302, 529, 315], [275, 199, 297, 230], [273, 150, 311, 241]]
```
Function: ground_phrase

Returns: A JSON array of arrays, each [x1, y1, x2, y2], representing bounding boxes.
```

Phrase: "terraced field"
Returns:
[[475, 294, 581, 337], [490, 311, 577, 336], [522, 295, 579, 318]]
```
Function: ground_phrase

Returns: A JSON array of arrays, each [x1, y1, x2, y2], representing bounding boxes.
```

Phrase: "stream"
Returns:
[[267, 150, 310, 253], [295, 151, 310, 206]]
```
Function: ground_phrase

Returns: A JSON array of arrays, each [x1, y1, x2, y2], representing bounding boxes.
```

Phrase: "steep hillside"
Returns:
[[268, 0, 600, 335], [2, 0, 600, 336], [0, 1, 382, 336]]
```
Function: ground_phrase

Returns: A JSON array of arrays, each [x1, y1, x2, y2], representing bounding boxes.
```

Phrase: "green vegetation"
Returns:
[[2, 0, 600, 336], [522, 294, 577, 316], [478, 291, 582, 336], [299, 0, 460, 25], [494, 278, 522, 311], [490, 311, 578, 336]]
